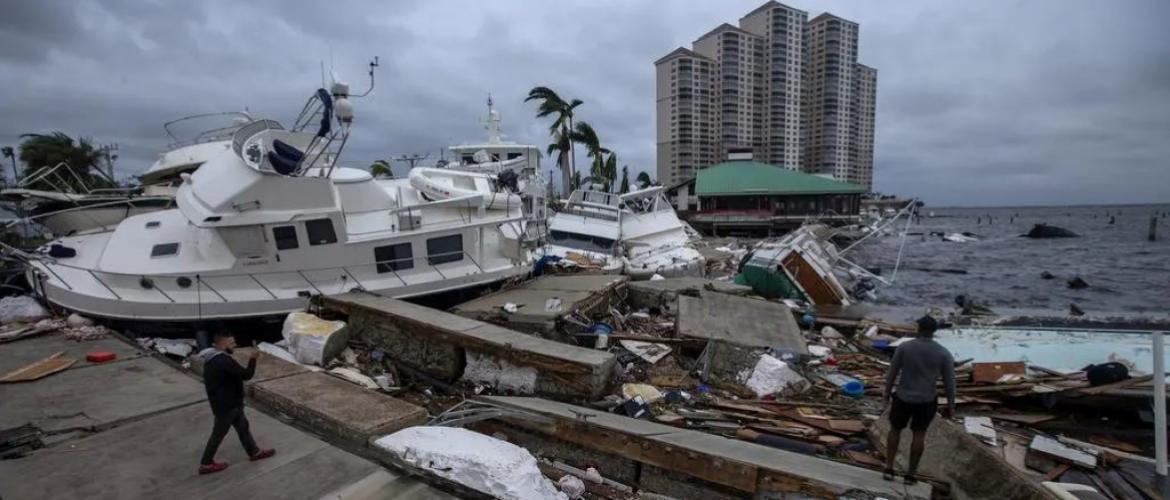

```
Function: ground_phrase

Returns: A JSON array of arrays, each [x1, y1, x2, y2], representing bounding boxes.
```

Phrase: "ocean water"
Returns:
[[850, 204, 1170, 314]]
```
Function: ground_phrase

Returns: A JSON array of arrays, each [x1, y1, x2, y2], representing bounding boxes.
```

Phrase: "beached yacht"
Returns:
[[17, 87, 532, 322], [437, 96, 548, 236], [1, 113, 251, 235], [543, 186, 704, 279]]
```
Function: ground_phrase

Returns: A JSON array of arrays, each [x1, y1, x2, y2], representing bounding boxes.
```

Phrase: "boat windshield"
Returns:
[[549, 230, 616, 253]]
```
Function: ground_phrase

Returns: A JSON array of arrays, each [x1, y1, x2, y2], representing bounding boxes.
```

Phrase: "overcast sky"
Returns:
[[1, 0, 1167, 207]]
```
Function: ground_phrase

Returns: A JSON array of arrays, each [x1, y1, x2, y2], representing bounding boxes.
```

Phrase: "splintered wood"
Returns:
[[0, 351, 76, 383]]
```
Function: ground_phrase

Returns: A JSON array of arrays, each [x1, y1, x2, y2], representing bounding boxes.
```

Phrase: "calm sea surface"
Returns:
[[850, 204, 1170, 314]]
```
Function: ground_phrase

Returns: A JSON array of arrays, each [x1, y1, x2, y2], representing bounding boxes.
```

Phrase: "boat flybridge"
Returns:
[[543, 186, 704, 279], [412, 95, 548, 238], [1, 112, 252, 236], [17, 85, 533, 322]]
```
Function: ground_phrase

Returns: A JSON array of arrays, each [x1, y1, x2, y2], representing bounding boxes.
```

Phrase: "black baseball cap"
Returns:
[[916, 315, 938, 334]]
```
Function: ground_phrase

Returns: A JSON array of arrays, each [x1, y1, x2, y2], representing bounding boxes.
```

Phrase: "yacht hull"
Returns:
[[28, 264, 528, 322]]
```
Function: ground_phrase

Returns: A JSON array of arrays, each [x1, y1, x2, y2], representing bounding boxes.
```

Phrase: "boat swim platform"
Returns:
[[320, 291, 617, 399], [0, 332, 450, 500], [467, 396, 931, 499], [449, 274, 628, 336]]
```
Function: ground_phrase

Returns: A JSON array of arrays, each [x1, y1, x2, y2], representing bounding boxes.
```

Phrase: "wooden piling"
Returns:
[[1150, 216, 1158, 242]]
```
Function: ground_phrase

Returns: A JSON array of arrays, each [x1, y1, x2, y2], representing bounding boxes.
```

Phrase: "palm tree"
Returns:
[[619, 166, 630, 194], [546, 128, 572, 187], [636, 171, 652, 188], [369, 159, 393, 178], [570, 121, 610, 189], [602, 153, 618, 192], [17, 132, 112, 191], [525, 87, 583, 194]]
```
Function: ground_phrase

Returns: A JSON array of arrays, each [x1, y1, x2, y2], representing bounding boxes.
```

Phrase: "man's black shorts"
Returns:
[[889, 395, 937, 431]]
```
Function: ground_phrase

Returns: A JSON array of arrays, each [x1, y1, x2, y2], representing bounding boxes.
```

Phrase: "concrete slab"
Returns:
[[317, 469, 458, 500], [0, 403, 431, 500], [0, 356, 206, 432], [0, 333, 143, 374], [188, 347, 310, 386], [872, 410, 1054, 500], [480, 396, 930, 499], [627, 277, 752, 311], [450, 274, 627, 335], [325, 293, 617, 398], [677, 290, 806, 351], [252, 371, 426, 446]]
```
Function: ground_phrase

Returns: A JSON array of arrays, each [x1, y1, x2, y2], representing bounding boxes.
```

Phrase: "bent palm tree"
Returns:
[[368, 159, 393, 178], [17, 132, 111, 191], [570, 121, 610, 190], [636, 171, 652, 188], [526, 87, 583, 194]]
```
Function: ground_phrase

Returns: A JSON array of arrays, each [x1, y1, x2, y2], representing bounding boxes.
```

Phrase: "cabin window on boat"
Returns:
[[426, 235, 463, 265], [506, 152, 522, 160], [549, 230, 615, 253], [150, 242, 180, 257], [305, 219, 338, 245], [375, 243, 413, 273], [272, 226, 299, 250]]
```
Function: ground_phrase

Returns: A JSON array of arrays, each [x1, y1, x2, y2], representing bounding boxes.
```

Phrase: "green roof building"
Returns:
[[672, 158, 866, 236]]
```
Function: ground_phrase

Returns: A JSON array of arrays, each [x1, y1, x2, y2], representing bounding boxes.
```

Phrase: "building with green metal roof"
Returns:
[[670, 158, 866, 236]]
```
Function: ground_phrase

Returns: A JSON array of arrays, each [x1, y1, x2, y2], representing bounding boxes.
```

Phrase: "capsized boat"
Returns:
[[14, 86, 534, 322], [543, 186, 704, 279], [1, 112, 251, 235], [736, 225, 853, 305]]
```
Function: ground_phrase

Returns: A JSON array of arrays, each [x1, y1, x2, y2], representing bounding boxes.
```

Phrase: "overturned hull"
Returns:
[[736, 226, 852, 305]]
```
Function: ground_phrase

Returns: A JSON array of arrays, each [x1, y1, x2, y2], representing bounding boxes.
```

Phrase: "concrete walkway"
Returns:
[[0, 332, 450, 500]]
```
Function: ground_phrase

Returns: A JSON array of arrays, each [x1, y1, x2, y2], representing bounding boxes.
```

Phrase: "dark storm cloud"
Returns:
[[0, 0, 1167, 206]]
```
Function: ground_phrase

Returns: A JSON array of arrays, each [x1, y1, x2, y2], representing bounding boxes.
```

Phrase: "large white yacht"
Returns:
[[17, 87, 533, 322], [543, 186, 704, 279], [431, 95, 548, 236], [1, 113, 250, 235]]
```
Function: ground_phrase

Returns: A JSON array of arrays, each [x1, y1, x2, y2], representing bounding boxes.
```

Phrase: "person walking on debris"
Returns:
[[196, 331, 275, 474], [881, 315, 955, 485]]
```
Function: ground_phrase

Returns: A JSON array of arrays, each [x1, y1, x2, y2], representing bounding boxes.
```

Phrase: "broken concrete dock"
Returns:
[[450, 274, 627, 336], [468, 396, 932, 499], [0, 332, 451, 500], [323, 291, 617, 398]]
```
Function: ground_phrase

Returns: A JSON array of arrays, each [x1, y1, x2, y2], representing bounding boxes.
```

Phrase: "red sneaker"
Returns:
[[198, 461, 229, 475], [249, 448, 275, 461]]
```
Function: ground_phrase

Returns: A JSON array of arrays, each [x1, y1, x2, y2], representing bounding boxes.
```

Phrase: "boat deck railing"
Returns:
[[30, 247, 510, 304], [4, 197, 175, 233]]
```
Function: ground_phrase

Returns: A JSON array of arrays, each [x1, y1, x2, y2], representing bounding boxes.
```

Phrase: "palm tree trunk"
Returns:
[[566, 118, 576, 190]]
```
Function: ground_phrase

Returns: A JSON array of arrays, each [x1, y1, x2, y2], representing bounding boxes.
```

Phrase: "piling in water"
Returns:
[[1151, 216, 1158, 242]]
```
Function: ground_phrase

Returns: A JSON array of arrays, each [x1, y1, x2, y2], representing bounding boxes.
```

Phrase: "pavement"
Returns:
[[0, 331, 452, 500]]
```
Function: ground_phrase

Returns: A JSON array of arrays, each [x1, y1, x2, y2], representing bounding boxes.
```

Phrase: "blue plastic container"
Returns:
[[823, 373, 865, 397]]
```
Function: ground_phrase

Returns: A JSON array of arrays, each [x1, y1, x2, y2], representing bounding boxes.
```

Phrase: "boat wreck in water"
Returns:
[[8, 85, 535, 322]]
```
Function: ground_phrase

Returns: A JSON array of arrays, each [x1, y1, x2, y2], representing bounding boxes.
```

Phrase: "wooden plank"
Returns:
[[972, 362, 1027, 384], [1042, 463, 1070, 481], [0, 351, 77, 383], [987, 412, 1057, 425]]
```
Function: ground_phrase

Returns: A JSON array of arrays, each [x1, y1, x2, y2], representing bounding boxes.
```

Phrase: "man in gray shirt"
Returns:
[[882, 315, 956, 485]]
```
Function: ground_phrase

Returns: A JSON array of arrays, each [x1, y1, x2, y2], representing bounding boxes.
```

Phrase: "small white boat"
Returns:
[[14, 87, 534, 322], [543, 186, 704, 279]]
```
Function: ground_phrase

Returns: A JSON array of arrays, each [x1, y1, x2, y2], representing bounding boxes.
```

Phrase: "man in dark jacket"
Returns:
[[197, 331, 274, 474], [882, 316, 956, 485]]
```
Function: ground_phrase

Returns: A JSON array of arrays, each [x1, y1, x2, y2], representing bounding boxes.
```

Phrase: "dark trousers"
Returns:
[[200, 406, 258, 465]]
